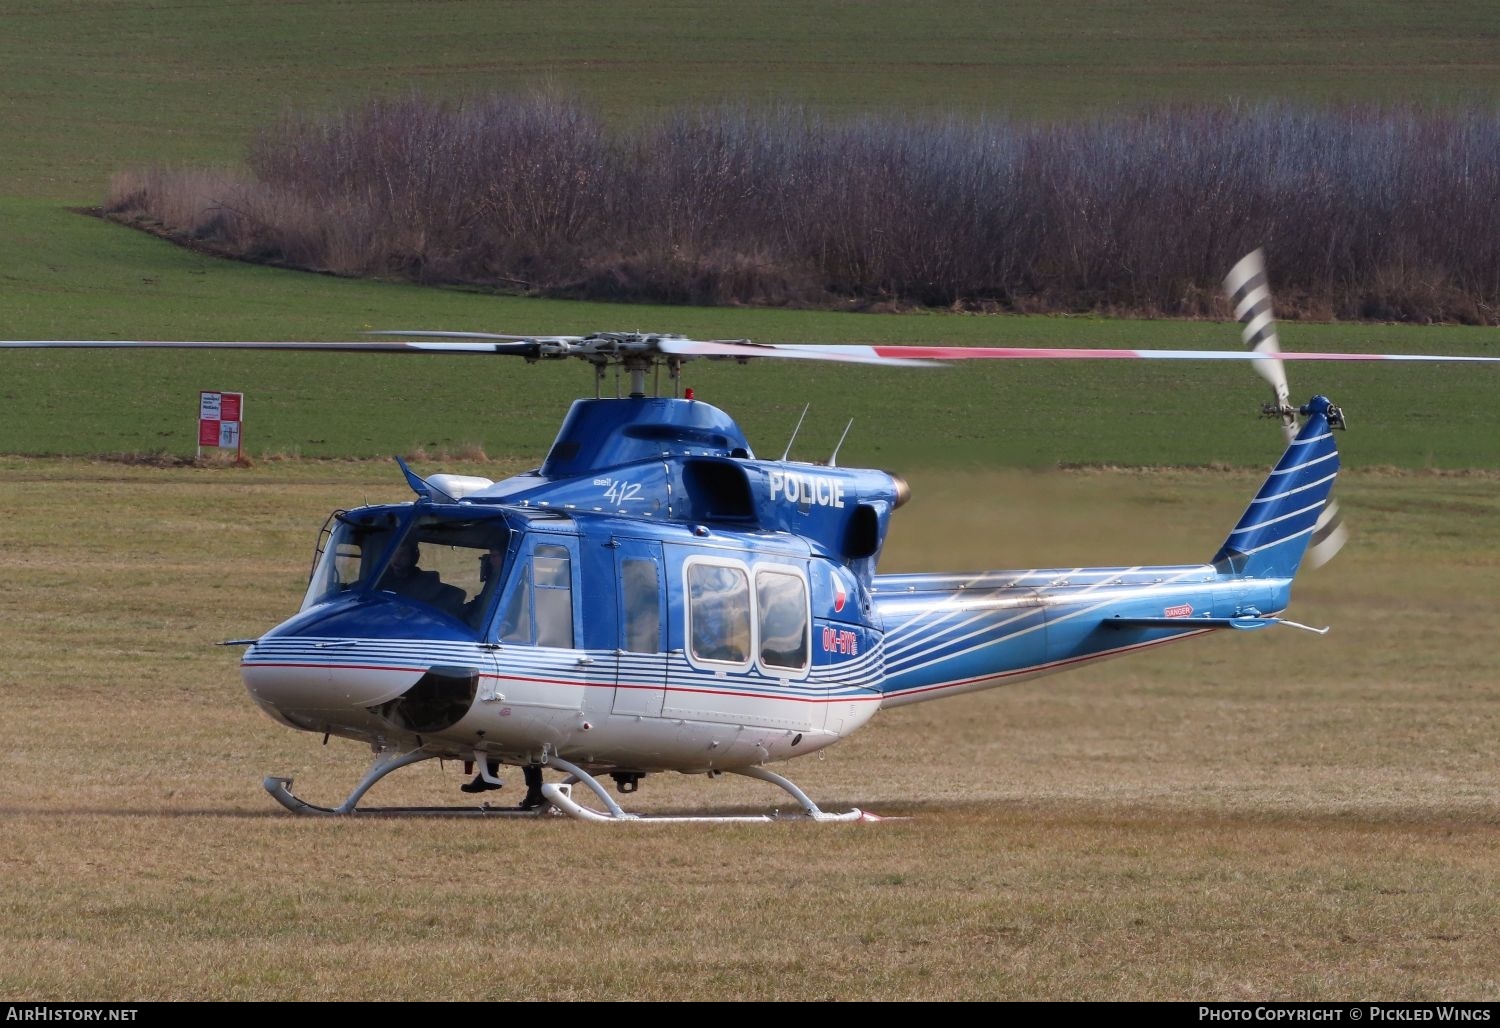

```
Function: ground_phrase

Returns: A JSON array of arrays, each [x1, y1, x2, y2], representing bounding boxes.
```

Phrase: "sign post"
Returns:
[[198, 391, 245, 462]]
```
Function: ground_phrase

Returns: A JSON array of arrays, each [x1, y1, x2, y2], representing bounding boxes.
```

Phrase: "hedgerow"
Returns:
[[106, 95, 1500, 322]]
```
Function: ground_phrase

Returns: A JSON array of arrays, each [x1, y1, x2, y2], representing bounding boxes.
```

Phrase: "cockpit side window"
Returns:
[[497, 541, 576, 648], [499, 568, 533, 643], [533, 545, 574, 648], [462, 538, 512, 631]]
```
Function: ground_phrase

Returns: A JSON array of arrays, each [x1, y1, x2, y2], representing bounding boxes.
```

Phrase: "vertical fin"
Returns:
[[1213, 397, 1340, 579]]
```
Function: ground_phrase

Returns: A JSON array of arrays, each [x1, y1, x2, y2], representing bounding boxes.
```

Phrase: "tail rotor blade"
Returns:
[[1224, 248, 1295, 443], [1305, 498, 1349, 570], [1225, 249, 1346, 571]]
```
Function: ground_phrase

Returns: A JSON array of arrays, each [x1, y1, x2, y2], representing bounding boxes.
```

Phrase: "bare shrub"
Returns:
[[451, 442, 489, 462], [108, 95, 1500, 322]]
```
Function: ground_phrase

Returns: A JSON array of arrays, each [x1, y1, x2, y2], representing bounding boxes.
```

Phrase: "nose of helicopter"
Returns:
[[241, 641, 419, 712], [240, 595, 484, 737]]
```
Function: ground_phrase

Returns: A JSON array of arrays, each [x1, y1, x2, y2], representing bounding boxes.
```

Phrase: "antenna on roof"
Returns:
[[780, 404, 810, 462], [828, 419, 854, 468]]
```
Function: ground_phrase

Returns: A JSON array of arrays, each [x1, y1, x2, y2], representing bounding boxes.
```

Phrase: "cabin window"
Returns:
[[755, 569, 810, 672], [621, 558, 661, 653], [684, 558, 810, 677], [687, 561, 752, 666], [500, 543, 575, 648]]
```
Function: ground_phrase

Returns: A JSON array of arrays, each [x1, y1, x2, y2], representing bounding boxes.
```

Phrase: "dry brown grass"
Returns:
[[0, 460, 1495, 1000]]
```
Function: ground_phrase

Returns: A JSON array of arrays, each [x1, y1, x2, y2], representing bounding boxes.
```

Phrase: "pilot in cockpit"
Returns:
[[462, 545, 508, 628], [382, 540, 465, 616]]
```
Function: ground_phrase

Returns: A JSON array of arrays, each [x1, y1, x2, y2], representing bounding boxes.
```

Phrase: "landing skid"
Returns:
[[262, 749, 881, 822], [263, 776, 547, 817], [263, 748, 545, 817], [541, 757, 881, 823]]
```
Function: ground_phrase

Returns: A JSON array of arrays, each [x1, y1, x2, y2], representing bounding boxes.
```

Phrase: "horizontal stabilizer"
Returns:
[[1107, 616, 1329, 635], [1106, 616, 1278, 631]]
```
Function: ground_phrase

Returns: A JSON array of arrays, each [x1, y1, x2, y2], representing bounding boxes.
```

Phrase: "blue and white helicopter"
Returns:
[[8, 252, 1498, 821]]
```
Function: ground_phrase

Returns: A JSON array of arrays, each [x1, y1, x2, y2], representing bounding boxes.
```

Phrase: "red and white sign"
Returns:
[[198, 391, 244, 457]]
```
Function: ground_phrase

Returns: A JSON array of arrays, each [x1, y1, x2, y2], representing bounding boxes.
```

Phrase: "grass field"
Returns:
[[8, 2, 1500, 205], [2, 0, 1497, 1004], [4, 202, 1499, 468]]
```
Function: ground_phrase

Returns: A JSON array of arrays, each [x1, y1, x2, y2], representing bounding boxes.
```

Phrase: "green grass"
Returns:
[[6, 2, 1500, 203], [4, 199, 1499, 467]]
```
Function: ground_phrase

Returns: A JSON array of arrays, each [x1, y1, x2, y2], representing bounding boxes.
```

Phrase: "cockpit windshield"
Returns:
[[302, 510, 402, 611], [303, 509, 513, 630]]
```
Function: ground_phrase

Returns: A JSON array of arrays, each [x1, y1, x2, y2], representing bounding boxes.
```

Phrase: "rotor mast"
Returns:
[[625, 355, 650, 399], [547, 332, 703, 399]]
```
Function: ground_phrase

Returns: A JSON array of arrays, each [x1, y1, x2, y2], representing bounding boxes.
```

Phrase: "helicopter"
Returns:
[[7, 251, 1500, 822]]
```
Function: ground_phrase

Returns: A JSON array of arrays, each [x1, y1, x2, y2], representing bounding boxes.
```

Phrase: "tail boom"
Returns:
[[871, 400, 1339, 707], [872, 564, 1253, 707]]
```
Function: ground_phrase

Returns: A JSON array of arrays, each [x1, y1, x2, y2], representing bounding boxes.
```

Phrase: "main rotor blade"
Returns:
[[0, 339, 541, 355], [5, 337, 1498, 366], [655, 338, 938, 367], [366, 330, 550, 341], [833, 345, 1500, 365]]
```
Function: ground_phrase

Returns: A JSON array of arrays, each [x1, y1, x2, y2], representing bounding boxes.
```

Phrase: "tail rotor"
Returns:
[[1224, 249, 1297, 442], [1223, 249, 1347, 569]]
